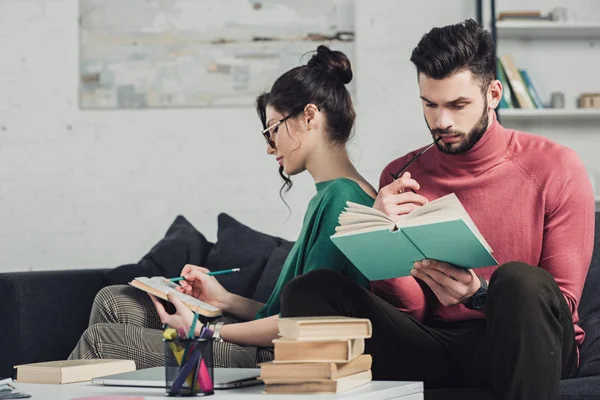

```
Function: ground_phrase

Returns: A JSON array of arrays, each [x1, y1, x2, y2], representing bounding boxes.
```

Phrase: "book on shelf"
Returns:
[[129, 276, 221, 317], [497, 59, 514, 109], [277, 316, 372, 341], [259, 354, 372, 383], [519, 69, 544, 108], [273, 338, 365, 364], [330, 193, 497, 281], [263, 370, 372, 394], [499, 54, 535, 109], [13, 359, 136, 384]]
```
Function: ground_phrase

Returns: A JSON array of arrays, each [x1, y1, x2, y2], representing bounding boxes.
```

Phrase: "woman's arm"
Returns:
[[151, 293, 277, 347], [219, 315, 279, 347], [176, 264, 265, 322], [220, 292, 265, 322]]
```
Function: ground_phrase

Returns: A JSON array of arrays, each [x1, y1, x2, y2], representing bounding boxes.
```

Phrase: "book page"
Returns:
[[332, 202, 395, 237], [395, 193, 491, 250], [338, 214, 392, 225], [335, 222, 391, 234], [344, 202, 395, 222]]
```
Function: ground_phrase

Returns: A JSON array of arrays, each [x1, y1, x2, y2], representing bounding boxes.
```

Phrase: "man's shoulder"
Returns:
[[509, 129, 586, 195], [510, 130, 583, 176]]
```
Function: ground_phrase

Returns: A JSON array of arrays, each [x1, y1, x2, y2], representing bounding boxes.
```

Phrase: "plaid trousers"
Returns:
[[68, 285, 274, 370]]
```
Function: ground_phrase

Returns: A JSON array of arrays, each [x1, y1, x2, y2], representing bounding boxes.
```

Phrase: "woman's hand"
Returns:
[[175, 264, 232, 312], [149, 292, 199, 336]]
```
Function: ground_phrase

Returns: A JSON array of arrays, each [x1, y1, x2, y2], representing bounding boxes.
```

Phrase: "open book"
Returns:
[[129, 276, 222, 318], [330, 193, 497, 280]]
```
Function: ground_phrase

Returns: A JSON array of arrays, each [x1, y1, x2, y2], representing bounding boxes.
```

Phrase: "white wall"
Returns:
[[1, 0, 596, 272]]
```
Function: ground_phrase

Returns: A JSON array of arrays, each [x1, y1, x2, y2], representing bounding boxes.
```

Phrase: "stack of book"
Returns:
[[259, 316, 373, 394]]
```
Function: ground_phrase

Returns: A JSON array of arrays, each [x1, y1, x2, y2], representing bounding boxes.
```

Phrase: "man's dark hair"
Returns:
[[410, 19, 496, 92]]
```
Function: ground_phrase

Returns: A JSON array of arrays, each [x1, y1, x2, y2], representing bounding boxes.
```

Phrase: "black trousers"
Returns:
[[280, 262, 579, 400]]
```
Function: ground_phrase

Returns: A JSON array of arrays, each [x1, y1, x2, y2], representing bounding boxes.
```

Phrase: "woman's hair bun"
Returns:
[[307, 45, 353, 85]]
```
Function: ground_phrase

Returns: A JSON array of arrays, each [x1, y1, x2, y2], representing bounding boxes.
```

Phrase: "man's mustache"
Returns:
[[431, 129, 463, 136]]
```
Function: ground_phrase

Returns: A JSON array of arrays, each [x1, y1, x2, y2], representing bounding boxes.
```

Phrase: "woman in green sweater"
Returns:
[[69, 45, 383, 369]]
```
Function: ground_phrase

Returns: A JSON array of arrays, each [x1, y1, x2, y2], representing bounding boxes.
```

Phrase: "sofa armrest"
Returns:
[[0, 269, 109, 378]]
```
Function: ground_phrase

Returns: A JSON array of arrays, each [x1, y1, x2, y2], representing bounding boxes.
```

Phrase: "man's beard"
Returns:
[[427, 101, 489, 155]]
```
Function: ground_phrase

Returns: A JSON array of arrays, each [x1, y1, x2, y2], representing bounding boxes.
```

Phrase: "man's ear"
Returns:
[[488, 80, 502, 110], [303, 104, 320, 130]]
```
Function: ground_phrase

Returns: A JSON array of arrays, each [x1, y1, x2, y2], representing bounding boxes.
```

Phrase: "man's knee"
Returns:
[[280, 269, 341, 317], [489, 261, 558, 306]]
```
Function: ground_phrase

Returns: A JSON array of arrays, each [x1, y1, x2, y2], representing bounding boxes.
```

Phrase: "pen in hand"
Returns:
[[166, 268, 241, 283], [389, 136, 443, 193]]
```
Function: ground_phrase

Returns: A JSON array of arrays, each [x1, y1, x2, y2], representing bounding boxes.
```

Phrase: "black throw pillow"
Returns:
[[205, 213, 292, 299], [252, 242, 295, 303], [104, 215, 213, 286]]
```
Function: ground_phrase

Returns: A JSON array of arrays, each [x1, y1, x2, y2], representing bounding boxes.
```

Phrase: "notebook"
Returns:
[[129, 277, 221, 317]]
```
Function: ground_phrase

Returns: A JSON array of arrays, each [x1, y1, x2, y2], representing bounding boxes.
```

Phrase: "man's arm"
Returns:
[[369, 168, 430, 321], [539, 150, 595, 314]]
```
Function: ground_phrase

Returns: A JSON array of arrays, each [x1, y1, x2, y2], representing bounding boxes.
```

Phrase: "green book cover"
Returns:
[[330, 195, 498, 281], [331, 228, 425, 281], [519, 69, 544, 108], [497, 60, 514, 109]]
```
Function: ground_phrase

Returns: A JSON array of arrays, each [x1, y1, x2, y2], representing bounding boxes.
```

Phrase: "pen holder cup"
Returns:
[[164, 338, 214, 396]]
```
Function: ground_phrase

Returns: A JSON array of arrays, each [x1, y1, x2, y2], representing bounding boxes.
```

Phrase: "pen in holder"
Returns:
[[164, 337, 214, 397]]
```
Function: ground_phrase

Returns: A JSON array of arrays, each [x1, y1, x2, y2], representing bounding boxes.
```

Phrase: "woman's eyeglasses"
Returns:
[[261, 114, 295, 148]]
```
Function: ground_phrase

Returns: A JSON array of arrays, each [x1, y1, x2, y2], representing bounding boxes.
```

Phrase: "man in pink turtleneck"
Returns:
[[280, 19, 595, 400]]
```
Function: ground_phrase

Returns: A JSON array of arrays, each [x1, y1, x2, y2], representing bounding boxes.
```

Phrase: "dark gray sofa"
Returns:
[[1, 213, 599, 399]]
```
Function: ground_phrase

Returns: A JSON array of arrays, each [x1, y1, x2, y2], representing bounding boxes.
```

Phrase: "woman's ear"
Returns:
[[303, 104, 320, 130]]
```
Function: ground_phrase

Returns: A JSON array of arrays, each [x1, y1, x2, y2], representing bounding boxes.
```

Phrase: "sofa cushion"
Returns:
[[252, 242, 295, 303], [577, 212, 600, 378], [104, 215, 213, 285], [205, 213, 293, 299]]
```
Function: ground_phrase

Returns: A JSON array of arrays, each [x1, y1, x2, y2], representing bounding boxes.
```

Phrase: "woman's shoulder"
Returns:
[[319, 178, 375, 207]]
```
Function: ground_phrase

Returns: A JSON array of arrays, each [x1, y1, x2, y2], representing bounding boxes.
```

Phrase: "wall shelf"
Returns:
[[497, 21, 600, 40], [499, 108, 600, 121]]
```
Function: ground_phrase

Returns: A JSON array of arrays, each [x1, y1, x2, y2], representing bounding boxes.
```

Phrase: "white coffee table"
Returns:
[[13, 380, 423, 399]]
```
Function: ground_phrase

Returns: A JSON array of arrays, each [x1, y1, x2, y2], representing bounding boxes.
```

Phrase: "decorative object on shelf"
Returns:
[[550, 92, 566, 109], [497, 11, 551, 21], [550, 7, 568, 22], [579, 93, 600, 109]]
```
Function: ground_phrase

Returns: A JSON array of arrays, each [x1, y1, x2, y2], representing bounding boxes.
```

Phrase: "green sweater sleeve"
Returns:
[[302, 191, 370, 287]]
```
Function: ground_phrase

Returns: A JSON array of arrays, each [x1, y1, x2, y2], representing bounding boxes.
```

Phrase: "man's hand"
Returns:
[[374, 172, 429, 220], [410, 259, 481, 307]]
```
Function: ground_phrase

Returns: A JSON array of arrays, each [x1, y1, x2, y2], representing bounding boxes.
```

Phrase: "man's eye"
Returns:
[[425, 103, 436, 108], [451, 104, 466, 110]]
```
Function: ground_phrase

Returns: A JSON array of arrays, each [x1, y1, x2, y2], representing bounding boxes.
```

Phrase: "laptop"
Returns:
[[92, 366, 262, 390]]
